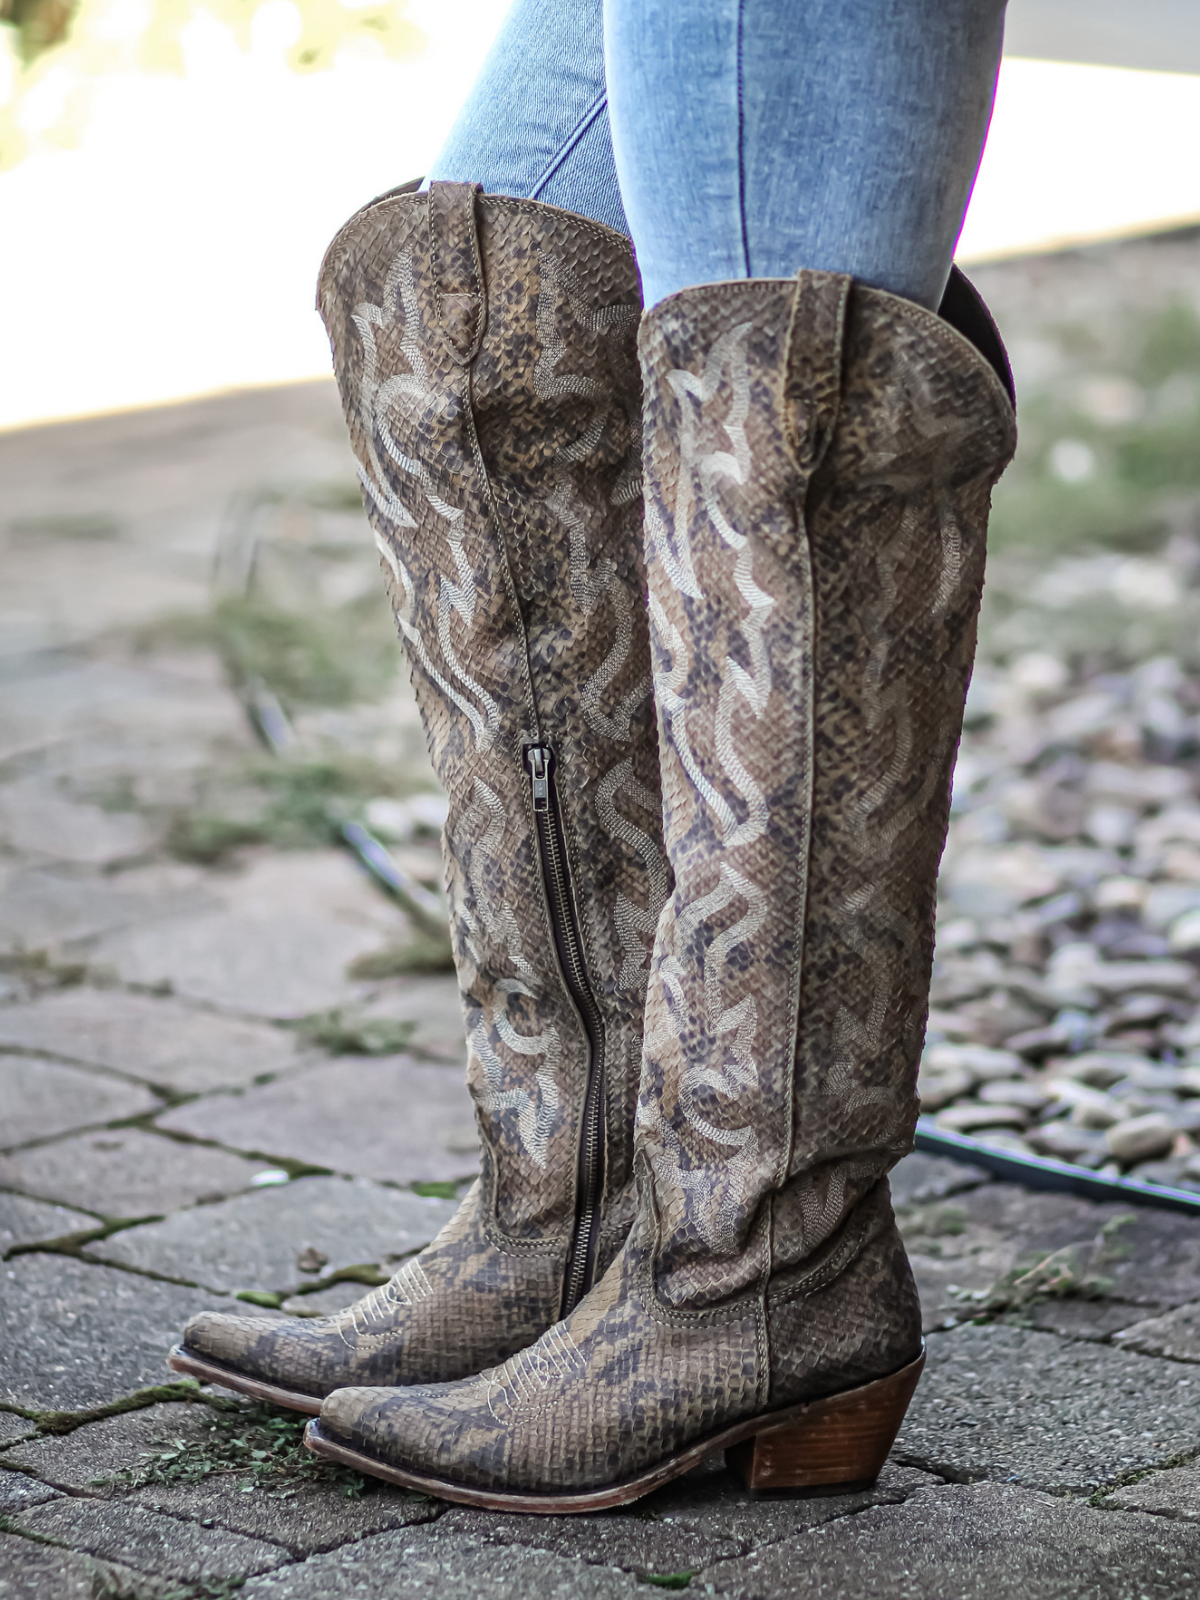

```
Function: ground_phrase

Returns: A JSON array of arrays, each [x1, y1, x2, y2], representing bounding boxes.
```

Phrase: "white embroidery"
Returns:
[[353, 248, 499, 750]]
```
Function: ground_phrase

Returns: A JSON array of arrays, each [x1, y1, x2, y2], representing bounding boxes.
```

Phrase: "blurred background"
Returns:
[[1, 0, 1200, 429]]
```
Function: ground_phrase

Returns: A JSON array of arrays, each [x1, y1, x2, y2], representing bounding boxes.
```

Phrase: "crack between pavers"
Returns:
[[0, 1381, 238, 1435], [1, 1106, 179, 1160], [115, 1492, 449, 1564], [0, 1511, 255, 1600], [0, 1043, 193, 1103]]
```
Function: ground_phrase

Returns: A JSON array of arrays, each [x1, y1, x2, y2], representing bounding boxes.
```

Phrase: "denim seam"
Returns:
[[735, 0, 751, 280], [528, 89, 611, 203]]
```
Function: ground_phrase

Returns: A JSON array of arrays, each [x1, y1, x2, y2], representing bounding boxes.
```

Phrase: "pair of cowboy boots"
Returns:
[[171, 182, 1015, 1510]]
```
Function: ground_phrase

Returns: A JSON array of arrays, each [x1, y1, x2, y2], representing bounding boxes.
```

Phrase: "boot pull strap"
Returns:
[[783, 273, 850, 471], [428, 182, 486, 365]]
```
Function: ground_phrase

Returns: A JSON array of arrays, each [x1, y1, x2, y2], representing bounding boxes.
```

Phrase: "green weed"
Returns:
[[167, 755, 411, 863], [99, 1402, 369, 1500], [411, 1181, 461, 1201], [952, 1214, 1134, 1317], [346, 935, 455, 978], [295, 1007, 417, 1056]]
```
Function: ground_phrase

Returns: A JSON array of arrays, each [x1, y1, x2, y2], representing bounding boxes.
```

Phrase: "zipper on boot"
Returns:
[[527, 744, 607, 1317]]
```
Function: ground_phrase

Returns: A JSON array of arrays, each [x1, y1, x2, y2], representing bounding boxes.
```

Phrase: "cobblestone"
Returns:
[[88, 851, 411, 1018], [0, 987, 304, 1094], [241, 1523, 645, 1598], [0, 1127, 268, 1218], [7, 1497, 288, 1581], [0, 1254, 256, 1411], [156, 1056, 480, 1184], [0, 1193, 98, 1250], [0, 1054, 160, 1148], [701, 1481, 1200, 1599], [897, 1322, 1200, 1492], [86, 1176, 457, 1293], [0, 1530, 157, 1600]]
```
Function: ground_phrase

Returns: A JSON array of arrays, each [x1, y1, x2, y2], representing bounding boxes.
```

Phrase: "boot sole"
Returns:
[[168, 1344, 324, 1415], [303, 1346, 924, 1513]]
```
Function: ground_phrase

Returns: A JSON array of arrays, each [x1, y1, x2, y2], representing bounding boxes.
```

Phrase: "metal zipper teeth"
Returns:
[[527, 744, 607, 1317]]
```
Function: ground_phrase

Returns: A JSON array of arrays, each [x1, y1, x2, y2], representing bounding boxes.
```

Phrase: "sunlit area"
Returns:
[[2, 0, 1200, 427]]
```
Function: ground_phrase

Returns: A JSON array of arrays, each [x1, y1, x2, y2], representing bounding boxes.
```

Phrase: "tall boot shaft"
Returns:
[[306, 269, 1016, 1504], [171, 189, 669, 1408], [316, 183, 669, 1278], [636, 270, 1016, 1309]]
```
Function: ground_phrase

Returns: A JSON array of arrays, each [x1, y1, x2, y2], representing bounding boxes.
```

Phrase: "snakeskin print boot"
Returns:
[[301, 265, 1016, 1506], [168, 183, 668, 1412]]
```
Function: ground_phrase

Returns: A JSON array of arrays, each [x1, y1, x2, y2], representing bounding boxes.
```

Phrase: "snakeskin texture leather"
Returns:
[[178, 184, 667, 1397], [637, 272, 1016, 1311], [314, 268, 1015, 1491], [319, 1182, 917, 1490]]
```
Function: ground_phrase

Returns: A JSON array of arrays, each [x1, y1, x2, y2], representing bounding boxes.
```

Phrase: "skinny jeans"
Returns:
[[427, 0, 1007, 311]]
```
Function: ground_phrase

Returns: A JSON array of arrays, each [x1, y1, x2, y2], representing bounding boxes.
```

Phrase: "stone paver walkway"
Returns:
[[7, 235, 1200, 1597]]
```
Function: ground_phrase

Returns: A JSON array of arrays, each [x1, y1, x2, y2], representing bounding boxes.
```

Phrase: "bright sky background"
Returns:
[[3, 0, 1200, 431]]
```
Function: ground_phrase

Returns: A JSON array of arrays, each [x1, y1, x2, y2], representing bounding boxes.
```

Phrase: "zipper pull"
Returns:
[[527, 745, 552, 813]]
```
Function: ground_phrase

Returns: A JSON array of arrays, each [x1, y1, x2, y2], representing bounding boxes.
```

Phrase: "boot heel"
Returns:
[[726, 1349, 924, 1492]]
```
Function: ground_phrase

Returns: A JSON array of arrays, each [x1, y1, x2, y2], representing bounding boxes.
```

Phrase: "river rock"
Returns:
[[1106, 1113, 1177, 1164]]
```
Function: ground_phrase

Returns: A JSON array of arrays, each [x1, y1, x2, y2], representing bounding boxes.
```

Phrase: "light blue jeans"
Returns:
[[427, 0, 1007, 310]]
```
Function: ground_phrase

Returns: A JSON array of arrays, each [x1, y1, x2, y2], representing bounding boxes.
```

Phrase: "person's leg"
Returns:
[[605, 0, 1007, 310], [426, 0, 626, 234]]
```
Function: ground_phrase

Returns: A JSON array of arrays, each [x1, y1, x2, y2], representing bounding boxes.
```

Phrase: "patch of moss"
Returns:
[[296, 1007, 417, 1056], [411, 1181, 461, 1201], [347, 935, 455, 979]]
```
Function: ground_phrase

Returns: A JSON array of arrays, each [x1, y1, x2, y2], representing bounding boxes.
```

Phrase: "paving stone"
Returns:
[[0, 1120, 267, 1216], [0, 1192, 98, 1248], [701, 1481, 1200, 1599], [8, 1497, 287, 1581], [358, 976, 466, 1064], [157, 1056, 480, 1184], [0, 988, 303, 1094], [0, 1414, 37, 1447], [437, 1500, 742, 1576], [889, 1151, 990, 1207], [0, 1253, 254, 1412], [0, 1529, 160, 1600], [0, 1470, 58, 1510], [3, 1402, 219, 1491], [0, 661, 246, 753], [1115, 1301, 1200, 1362], [905, 1181, 1200, 1333], [955, 1183, 1200, 1309], [88, 850, 410, 1018], [896, 1322, 1200, 1492], [0, 868, 148, 955], [0, 1127, 267, 1218], [0, 1054, 159, 1148], [282, 1282, 363, 1316], [0, 778, 160, 865], [242, 1523, 644, 1598], [1027, 1298, 1153, 1342], [1106, 1462, 1200, 1520], [87, 1176, 457, 1293], [643, 1459, 940, 1547], [131, 1477, 440, 1556]]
